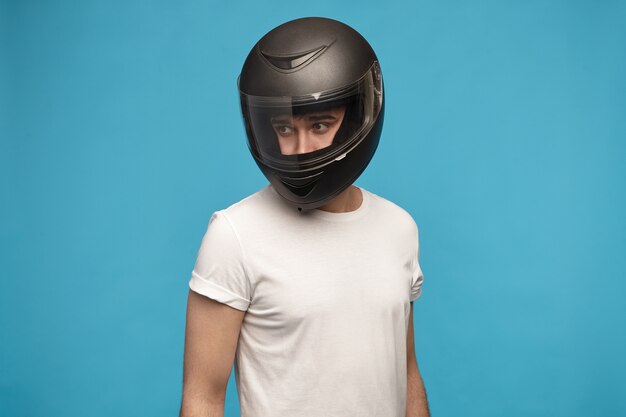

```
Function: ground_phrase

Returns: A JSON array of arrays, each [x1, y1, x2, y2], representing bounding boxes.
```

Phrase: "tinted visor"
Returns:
[[240, 62, 383, 170]]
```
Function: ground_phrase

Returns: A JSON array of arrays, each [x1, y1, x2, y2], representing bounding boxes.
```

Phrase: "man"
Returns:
[[180, 17, 429, 417]]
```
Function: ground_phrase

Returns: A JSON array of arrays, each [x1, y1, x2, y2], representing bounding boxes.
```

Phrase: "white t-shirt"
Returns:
[[189, 184, 424, 417]]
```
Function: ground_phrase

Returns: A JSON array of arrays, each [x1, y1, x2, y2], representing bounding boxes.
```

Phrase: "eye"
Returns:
[[274, 125, 294, 137], [312, 122, 330, 133]]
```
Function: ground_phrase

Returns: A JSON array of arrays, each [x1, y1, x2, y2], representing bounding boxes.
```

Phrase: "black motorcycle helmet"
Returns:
[[238, 17, 384, 210]]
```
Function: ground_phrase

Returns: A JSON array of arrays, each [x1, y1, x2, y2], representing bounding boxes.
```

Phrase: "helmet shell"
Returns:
[[238, 17, 385, 210]]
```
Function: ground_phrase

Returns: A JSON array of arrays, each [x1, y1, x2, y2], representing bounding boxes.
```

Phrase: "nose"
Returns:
[[294, 130, 318, 154]]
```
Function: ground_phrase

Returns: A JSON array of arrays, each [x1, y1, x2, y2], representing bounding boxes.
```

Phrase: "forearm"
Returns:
[[406, 360, 430, 417]]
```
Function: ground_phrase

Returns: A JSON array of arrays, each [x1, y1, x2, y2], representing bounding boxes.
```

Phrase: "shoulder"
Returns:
[[219, 184, 277, 217], [361, 187, 419, 231], [197, 186, 279, 261], [213, 184, 296, 233]]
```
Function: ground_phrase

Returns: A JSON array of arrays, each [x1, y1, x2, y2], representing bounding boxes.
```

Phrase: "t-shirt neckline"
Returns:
[[265, 184, 371, 221], [308, 185, 370, 221]]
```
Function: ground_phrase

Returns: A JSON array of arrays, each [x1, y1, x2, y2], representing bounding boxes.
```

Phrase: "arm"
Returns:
[[406, 301, 430, 417], [179, 289, 246, 417]]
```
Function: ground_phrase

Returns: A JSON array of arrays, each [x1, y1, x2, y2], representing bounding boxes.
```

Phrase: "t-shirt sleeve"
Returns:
[[188, 211, 252, 311], [410, 223, 424, 302]]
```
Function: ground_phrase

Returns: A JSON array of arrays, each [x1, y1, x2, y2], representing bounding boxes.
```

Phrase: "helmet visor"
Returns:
[[240, 62, 383, 170]]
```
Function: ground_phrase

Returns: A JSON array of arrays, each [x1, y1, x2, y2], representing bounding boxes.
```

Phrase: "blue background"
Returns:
[[1, 1, 625, 416]]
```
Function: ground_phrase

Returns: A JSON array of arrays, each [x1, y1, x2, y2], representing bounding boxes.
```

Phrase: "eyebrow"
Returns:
[[307, 114, 338, 122], [270, 117, 290, 124], [270, 114, 338, 124]]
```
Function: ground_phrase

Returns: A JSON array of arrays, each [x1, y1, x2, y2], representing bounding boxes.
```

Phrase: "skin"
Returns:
[[180, 291, 245, 417], [270, 106, 346, 156], [318, 184, 363, 213], [407, 301, 430, 416]]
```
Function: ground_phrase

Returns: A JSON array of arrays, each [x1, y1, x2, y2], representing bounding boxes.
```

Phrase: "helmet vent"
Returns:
[[279, 171, 323, 197], [260, 45, 327, 70], [280, 178, 318, 197]]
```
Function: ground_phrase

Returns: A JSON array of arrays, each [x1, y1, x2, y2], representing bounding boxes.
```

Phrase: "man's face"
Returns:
[[270, 106, 346, 155]]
